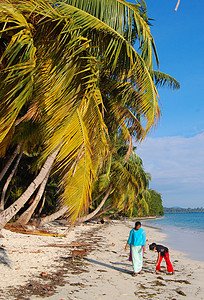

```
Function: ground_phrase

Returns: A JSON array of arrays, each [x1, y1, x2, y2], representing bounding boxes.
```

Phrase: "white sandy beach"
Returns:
[[0, 220, 204, 300]]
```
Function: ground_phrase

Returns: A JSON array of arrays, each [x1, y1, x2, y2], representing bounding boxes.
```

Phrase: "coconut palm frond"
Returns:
[[112, 160, 140, 193], [82, 87, 109, 174], [128, 59, 161, 135], [45, 81, 108, 221], [54, 109, 94, 222], [7, 0, 161, 138], [0, 2, 36, 144], [23, 0, 157, 60], [0, 125, 15, 157], [140, 194, 149, 214], [151, 70, 180, 90], [101, 68, 160, 138], [151, 71, 180, 90], [99, 79, 144, 139], [33, 31, 92, 151], [112, 104, 145, 139], [58, 0, 159, 69], [21, 1, 160, 103]]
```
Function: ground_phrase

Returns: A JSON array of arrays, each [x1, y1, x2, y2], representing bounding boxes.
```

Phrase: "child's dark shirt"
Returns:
[[155, 245, 169, 257]]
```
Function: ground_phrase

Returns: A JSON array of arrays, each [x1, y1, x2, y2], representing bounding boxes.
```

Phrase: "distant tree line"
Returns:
[[164, 207, 204, 213]]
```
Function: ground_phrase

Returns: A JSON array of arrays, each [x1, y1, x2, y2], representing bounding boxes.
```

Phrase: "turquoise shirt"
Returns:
[[127, 228, 146, 246]]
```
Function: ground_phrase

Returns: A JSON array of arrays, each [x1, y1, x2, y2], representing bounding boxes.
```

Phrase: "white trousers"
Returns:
[[131, 245, 143, 273]]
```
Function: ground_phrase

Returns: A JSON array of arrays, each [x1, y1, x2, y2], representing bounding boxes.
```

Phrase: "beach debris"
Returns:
[[157, 276, 165, 280], [40, 272, 48, 277], [176, 289, 186, 296], [70, 282, 85, 287], [166, 279, 191, 284], [153, 280, 166, 286], [4, 223, 65, 237], [139, 283, 148, 289], [8, 249, 44, 254], [109, 243, 115, 246], [43, 242, 90, 248], [2, 224, 101, 299]]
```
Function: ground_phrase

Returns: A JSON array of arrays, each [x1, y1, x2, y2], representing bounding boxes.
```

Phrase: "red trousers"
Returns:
[[156, 252, 174, 272]]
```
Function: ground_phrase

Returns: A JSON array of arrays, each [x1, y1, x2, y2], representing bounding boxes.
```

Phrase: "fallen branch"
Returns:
[[42, 242, 91, 248]]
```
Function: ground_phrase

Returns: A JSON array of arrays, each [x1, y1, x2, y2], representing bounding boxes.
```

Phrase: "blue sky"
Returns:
[[133, 0, 204, 208]]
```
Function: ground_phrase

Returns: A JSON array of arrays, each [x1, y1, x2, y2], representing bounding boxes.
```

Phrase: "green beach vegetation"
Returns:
[[0, 0, 179, 229], [164, 207, 204, 213]]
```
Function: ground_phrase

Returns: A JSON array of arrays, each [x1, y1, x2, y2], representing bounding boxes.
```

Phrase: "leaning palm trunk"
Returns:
[[0, 151, 23, 211], [0, 149, 59, 230], [123, 135, 133, 163], [38, 194, 46, 215], [77, 185, 112, 224], [107, 207, 125, 218], [0, 144, 22, 182], [91, 204, 112, 220], [17, 169, 51, 225], [38, 205, 68, 227]]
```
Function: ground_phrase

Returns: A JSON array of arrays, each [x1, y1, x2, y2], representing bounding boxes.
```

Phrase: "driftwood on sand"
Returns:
[[4, 223, 66, 237], [42, 242, 90, 248]]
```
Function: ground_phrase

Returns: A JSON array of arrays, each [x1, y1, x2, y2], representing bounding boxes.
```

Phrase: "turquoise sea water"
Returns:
[[142, 213, 204, 262]]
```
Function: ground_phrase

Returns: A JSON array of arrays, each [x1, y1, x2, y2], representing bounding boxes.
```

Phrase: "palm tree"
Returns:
[[78, 136, 151, 222], [0, 0, 179, 229]]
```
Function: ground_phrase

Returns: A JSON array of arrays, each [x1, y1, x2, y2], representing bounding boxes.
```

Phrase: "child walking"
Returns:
[[149, 243, 175, 274]]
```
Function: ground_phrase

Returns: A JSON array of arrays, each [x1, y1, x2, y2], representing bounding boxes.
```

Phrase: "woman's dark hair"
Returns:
[[134, 221, 141, 229], [149, 243, 157, 250]]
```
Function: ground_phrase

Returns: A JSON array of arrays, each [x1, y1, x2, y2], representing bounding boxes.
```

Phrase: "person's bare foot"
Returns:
[[139, 270, 144, 274], [132, 272, 138, 277]]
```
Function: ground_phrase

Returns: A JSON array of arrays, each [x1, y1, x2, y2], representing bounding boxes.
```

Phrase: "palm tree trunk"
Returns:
[[123, 134, 133, 163], [107, 207, 124, 218], [38, 194, 46, 215], [0, 151, 23, 211], [92, 204, 112, 220], [0, 144, 22, 182], [0, 149, 59, 230], [38, 206, 68, 227], [77, 185, 112, 224], [17, 169, 51, 225]]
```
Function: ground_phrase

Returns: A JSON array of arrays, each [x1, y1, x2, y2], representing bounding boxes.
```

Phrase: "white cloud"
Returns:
[[135, 134, 204, 207]]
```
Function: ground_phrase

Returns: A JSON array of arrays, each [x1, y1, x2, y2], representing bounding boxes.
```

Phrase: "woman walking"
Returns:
[[125, 221, 146, 276]]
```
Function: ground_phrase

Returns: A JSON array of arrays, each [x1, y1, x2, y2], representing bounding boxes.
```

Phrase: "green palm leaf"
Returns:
[[0, 2, 36, 144], [151, 70, 180, 90]]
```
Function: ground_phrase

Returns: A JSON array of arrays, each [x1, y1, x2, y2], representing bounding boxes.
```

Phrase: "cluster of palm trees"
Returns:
[[0, 0, 179, 230]]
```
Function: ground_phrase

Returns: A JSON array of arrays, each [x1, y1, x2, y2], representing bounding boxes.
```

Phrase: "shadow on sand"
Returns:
[[0, 247, 11, 268], [85, 258, 132, 275]]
